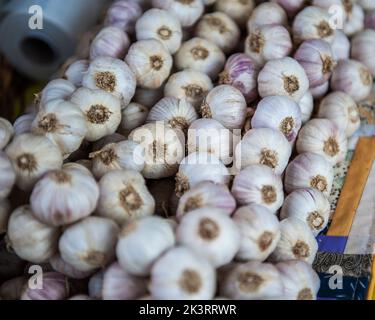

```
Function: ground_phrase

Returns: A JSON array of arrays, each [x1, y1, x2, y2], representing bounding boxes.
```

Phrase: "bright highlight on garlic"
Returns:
[[38, 79, 76, 107]]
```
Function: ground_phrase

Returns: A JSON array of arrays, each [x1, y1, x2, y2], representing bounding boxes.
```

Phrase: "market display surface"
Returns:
[[0, 0, 375, 301]]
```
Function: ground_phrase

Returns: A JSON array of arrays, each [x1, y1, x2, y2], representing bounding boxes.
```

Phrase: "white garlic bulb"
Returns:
[[133, 87, 164, 109], [97, 170, 155, 226], [352, 30, 375, 78], [104, 0, 143, 33], [234, 128, 292, 175], [136, 8, 182, 54], [280, 188, 330, 236], [39, 79, 76, 106], [272, 0, 307, 17], [0, 117, 13, 150], [331, 30, 350, 61], [233, 205, 281, 262], [176, 181, 236, 220], [50, 254, 94, 279], [13, 113, 35, 136], [215, 0, 254, 27], [258, 57, 310, 102], [164, 70, 213, 109], [175, 37, 226, 80], [297, 119, 348, 166], [270, 217, 318, 264], [247, 2, 288, 31], [125, 39, 173, 90], [5, 133, 63, 191], [150, 246, 216, 300], [152, 0, 204, 27], [0, 152, 15, 199], [175, 152, 230, 197], [201, 85, 247, 130], [277, 261, 320, 300], [129, 122, 185, 179], [64, 59, 89, 87], [252, 96, 302, 144], [343, 4, 364, 36], [318, 91, 360, 137], [116, 216, 175, 276], [102, 262, 148, 300], [82, 56, 136, 107], [30, 166, 99, 227], [70, 87, 122, 142], [232, 165, 284, 213], [59, 216, 119, 272], [120, 102, 149, 134], [0, 199, 10, 234], [7, 206, 60, 263], [310, 81, 329, 99], [285, 152, 334, 197], [298, 91, 314, 124], [219, 262, 284, 300], [177, 208, 240, 267]]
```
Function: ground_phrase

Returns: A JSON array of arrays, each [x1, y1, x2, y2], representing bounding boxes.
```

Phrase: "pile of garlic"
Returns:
[[0, 0, 373, 301]]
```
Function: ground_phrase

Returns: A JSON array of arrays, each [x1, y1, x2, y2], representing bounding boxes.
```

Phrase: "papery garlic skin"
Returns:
[[104, 0, 143, 33], [152, 0, 204, 27], [276, 261, 320, 300], [150, 246, 216, 300], [126, 39, 173, 89], [298, 91, 314, 124], [136, 8, 182, 54], [59, 216, 119, 272], [30, 167, 99, 227], [0, 152, 15, 199], [272, 0, 307, 17], [258, 57, 309, 102], [331, 59, 373, 102], [270, 217, 318, 264], [175, 37, 226, 80], [235, 128, 292, 174], [5, 133, 63, 191], [13, 113, 35, 136], [310, 81, 329, 99], [285, 153, 334, 197], [102, 262, 148, 300], [0, 199, 10, 234], [297, 119, 348, 165], [7, 206, 60, 263], [117, 216, 175, 276], [0, 118, 13, 150], [50, 254, 94, 279], [39, 79, 76, 106], [215, 0, 254, 27], [247, 2, 288, 31], [331, 31, 350, 61], [71, 87, 122, 142], [219, 262, 284, 300], [233, 205, 281, 262], [280, 188, 330, 236], [64, 60, 89, 87], [232, 164, 284, 213], [318, 91, 360, 137], [344, 4, 364, 36], [352, 30, 375, 77], [120, 102, 149, 134]]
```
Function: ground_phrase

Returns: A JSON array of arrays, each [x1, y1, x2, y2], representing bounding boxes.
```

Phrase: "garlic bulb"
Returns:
[[196, 12, 240, 54], [88, 271, 104, 299], [30, 167, 99, 227], [235, 128, 292, 174], [296, 119, 348, 165], [247, 2, 288, 31], [0, 277, 25, 300], [285, 152, 334, 197], [82, 56, 136, 107], [152, 0, 204, 27], [233, 205, 281, 262], [70, 87, 122, 142], [270, 217, 318, 264], [102, 262, 148, 300], [136, 8, 182, 54], [252, 96, 302, 144], [310, 81, 329, 99], [97, 170, 155, 225], [318, 91, 360, 137], [64, 60, 89, 87], [116, 216, 175, 276], [258, 57, 309, 102], [175, 152, 230, 197], [277, 261, 320, 300], [245, 25, 293, 67], [150, 246, 216, 300], [298, 91, 314, 124], [272, 0, 307, 17], [0, 152, 15, 199], [120, 102, 149, 134], [0, 199, 10, 234], [215, 0, 254, 27], [13, 113, 35, 136], [175, 37, 226, 80], [31, 99, 87, 157], [352, 30, 375, 77], [134, 87, 164, 109], [219, 53, 259, 103], [232, 165, 284, 213], [331, 30, 350, 61], [359, 0, 375, 10], [129, 122, 185, 179], [90, 26, 130, 60], [176, 181, 236, 220], [7, 206, 60, 263], [5, 133, 63, 191], [344, 4, 364, 36], [147, 97, 198, 132], [292, 6, 335, 44], [50, 254, 94, 279], [280, 188, 330, 236], [294, 39, 335, 88], [104, 0, 143, 33], [39, 79, 76, 106], [201, 85, 247, 130], [219, 262, 284, 300], [63, 161, 92, 175], [0, 117, 13, 150], [59, 216, 119, 272]]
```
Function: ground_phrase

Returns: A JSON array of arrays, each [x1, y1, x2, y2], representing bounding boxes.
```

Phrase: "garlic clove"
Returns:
[[0, 198, 10, 234], [104, 0, 143, 33], [352, 29, 375, 78], [0, 117, 13, 150], [298, 91, 314, 124], [63, 59, 89, 87], [50, 254, 94, 279], [247, 2, 288, 32], [0, 152, 16, 199], [215, 0, 254, 27], [120, 102, 149, 134]]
